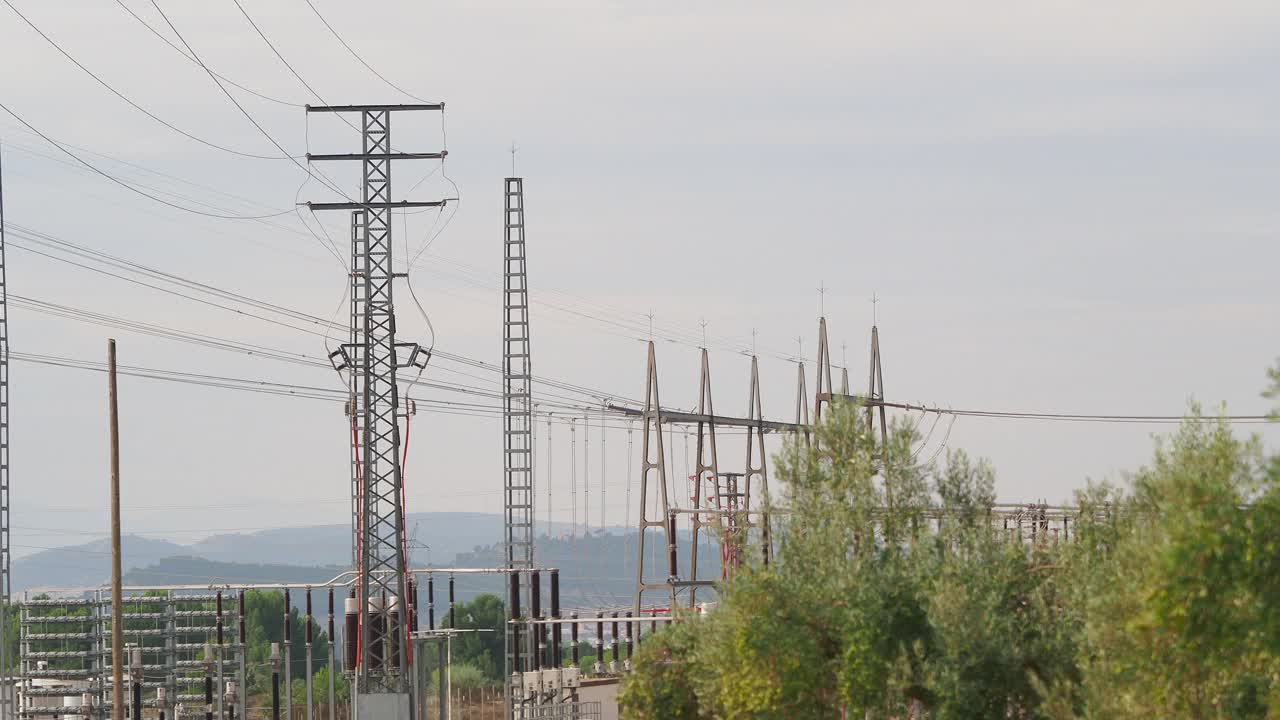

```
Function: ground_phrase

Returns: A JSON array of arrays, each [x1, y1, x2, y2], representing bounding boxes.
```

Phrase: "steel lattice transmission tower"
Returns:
[[307, 104, 444, 708], [503, 177, 534, 572], [502, 177, 536, 683], [0, 141, 13, 720]]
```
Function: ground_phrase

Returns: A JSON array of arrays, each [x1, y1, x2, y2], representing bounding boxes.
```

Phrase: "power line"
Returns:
[[9, 290, 606, 414], [111, 0, 305, 108], [0, 102, 296, 220], [224, 0, 404, 231], [2, 0, 293, 161], [1, 131, 298, 221], [300, 0, 431, 103], [145, 0, 351, 202], [16, 224, 1263, 430], [0, 129, 351, 266], [9, 220, 631, 406], [11, 350, 645, 432], [7, 236, 336, 337], [878, 400, 1272, 425], [227, 0, 329, 106]]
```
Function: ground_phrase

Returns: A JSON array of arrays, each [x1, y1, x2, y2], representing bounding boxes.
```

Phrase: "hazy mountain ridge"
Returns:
[[15, 518, 722, 613], [15, 513, 586, 594]]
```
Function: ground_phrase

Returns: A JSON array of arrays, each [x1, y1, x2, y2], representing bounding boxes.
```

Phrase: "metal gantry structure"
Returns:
[[18, 591, 243, 720], [503, 176, 536, 691], [624, 315, 1099, 620], [14, 571, 606, 720], [0, 138, 13, 720], [628, 316, 903, 618], [630, 342, 777, 618], [307, 103, 445, 712]]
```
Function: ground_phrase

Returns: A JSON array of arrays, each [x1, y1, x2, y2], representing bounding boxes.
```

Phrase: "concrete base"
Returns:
[[356, 691, 412, 720]]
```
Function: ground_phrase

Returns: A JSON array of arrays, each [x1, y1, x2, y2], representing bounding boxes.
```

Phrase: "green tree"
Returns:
[[242, 590, 330, 694], [1061, 411, 1280, 719], [291, 666, 351, 707], [617, 618, 702, 720], [441, 594, 505, 683], [1266, 360, 1280, 420], [621, 401, 1084, 719]]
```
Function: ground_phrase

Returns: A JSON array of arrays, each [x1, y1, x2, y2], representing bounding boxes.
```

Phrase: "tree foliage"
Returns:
[[440, 594, 506, 683], [620, 389, 1280, 719]]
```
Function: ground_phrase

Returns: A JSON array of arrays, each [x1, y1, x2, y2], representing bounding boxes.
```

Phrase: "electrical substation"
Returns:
[[0, 99, 1096, 720]]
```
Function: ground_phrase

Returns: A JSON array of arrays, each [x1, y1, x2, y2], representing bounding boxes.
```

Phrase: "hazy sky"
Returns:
[[2, 0, 1277, 560]]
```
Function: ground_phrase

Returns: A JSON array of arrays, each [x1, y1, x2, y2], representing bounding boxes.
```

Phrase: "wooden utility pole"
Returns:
[[108, 338, 123, 720]]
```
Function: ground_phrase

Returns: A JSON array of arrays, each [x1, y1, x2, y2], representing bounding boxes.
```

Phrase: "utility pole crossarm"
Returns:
[[307, 152, 447, 161], [306, 103, 444, 112], [305, 200, 448, 211]]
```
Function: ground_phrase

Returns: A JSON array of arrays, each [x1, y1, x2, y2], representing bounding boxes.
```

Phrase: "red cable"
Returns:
[[399, 411, 413, 667], [350, 416, 364, 667]]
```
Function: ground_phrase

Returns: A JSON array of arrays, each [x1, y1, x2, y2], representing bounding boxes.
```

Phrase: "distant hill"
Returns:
[[16, 535, 188, 592], [15, 523, 726, 614], [12, 513, 578, 595], [124, 556, 348, 587], [188, 512, 525, 568], [453, 530, 722, 609]]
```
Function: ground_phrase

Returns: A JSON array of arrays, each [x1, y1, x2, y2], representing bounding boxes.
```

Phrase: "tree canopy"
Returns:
[[620, 381, 1280, 719]]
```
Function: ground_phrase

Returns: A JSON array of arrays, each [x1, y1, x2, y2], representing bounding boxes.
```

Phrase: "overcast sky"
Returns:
[[2, 0, 1277, 560]]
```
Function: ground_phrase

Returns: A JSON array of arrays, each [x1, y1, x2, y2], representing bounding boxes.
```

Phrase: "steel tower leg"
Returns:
[[795, 362, 811, 448], [634, 343, 677, 620], [744, 356, 771, 565], [687, 350, 719, 608], [813, 316, 834, 428], [347, 210, 367, 568]]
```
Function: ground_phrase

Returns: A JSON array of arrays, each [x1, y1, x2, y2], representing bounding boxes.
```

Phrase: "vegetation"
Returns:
[[619, 366, 1280, 719], [240, 589, 331, 695]]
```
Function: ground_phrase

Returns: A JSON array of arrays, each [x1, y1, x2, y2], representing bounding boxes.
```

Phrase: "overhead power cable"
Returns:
[[2, 0, 294, 160], [10, 285, 616, 414], [227, 0, 329, 105], [301, 0, 431, 103], [1, 130, 347, 265], [6, 233, 334, 336], [9, 220, 631, 406], [225, 0, 405, 205], [146, 0, 352, 200], [112, 0, 304, 108], [2, 132, 293, 219], [0, 102, 295, 220], [10, 294, 328, 368], [876, 400, 1272, 425], [11, 349, 641, 428]]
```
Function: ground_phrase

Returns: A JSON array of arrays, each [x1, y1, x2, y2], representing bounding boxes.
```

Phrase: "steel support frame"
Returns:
[[633, 343, 678, 619], [354, 108, 411, 692], [0, 142, 11, 720], [687, 350, 719, 608], [745, 357, 772, 565], [17, 593, 241, 720], [813, 316, 835, 429], [348, 211, 367, 567], [308, 103, 443, 698], [503, 177, 537, 716], [795, 361, 811, 448]]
